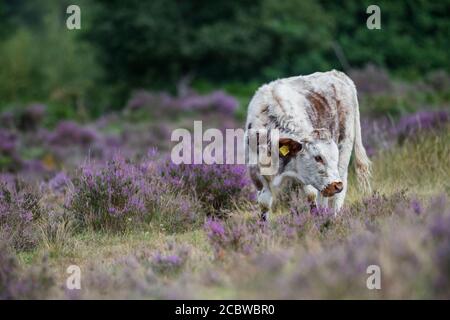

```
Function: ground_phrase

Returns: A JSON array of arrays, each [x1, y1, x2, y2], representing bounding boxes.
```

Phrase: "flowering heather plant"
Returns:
[[47, 121, 98, 146], [273, 187, 335, 238], [0, 111, 15, 128], [152, 192, 201, 233], [151, 244, 190, 275], [361, 110, 449, 157], [176, 90, 238, 115], [69, 155, 147, 232], [205, 216, 265, 257], [0, 178, 42, 250], [0, 129, 17, 155], [360, 117, 397, 157], [47, 171, 71, 194], [395, 110, 449, 141], [0, 128, 21, 172], [120, 122, 172, 155], [18, 103, 46, 131], [36, 172, 76, 251], [349, 64, 393, 95], [159, 161, 254, 214], [127, 152, 202, 232], [126, 89, 238, 116], [427, 196, 450, 296], [0, 244, 53, 299], [345, 191, 412, 230], [425, 70, 450, 93]]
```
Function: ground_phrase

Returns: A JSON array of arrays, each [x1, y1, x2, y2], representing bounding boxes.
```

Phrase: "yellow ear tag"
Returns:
[[279, 145, 290, 156]]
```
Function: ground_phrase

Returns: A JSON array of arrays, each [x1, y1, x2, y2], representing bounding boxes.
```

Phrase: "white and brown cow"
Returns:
[[245, 70, 371, 220]]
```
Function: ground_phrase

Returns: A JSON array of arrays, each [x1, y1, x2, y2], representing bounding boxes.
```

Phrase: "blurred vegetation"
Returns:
[[0, 0, 449, 116], [0, 0, 101, 121]]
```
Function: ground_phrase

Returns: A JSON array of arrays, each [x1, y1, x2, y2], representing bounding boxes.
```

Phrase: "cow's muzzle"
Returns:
[[321, 181, 343, 197]]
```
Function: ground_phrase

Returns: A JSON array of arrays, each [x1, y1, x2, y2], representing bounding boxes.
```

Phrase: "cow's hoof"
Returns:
[[309, 204, 317, 214], [260, 212, 268, 222]]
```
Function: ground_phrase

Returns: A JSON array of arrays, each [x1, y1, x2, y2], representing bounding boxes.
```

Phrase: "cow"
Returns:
[[245, 70, 371, 220]]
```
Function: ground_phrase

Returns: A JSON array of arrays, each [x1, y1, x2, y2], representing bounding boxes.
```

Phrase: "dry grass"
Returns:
[[347, 127, 450, 202]]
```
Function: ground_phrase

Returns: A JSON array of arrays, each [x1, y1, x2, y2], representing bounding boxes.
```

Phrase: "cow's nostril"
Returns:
[[333, 181, 343, 192]]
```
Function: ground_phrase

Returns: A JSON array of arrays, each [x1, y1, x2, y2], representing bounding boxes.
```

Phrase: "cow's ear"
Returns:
[[279, 138, 302, 157]]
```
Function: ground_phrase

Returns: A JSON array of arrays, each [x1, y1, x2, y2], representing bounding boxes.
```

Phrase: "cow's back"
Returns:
[[246, 70, 357, 145]]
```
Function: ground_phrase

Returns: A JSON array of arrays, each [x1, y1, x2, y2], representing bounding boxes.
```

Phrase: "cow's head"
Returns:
[[277, 129, 343, 197]]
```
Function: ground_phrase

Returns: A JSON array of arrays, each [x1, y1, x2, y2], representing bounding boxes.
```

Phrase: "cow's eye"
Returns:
[[314, 156, 324, 163]]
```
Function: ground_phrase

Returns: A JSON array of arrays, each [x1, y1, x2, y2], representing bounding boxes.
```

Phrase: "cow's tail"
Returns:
[[353, 90, 372, 193]]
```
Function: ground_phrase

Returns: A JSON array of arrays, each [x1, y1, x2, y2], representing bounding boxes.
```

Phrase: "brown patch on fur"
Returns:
[[273, 94, 287, 116], [336, 99, 347, 143], [261, 105, 269, 114], [307, 92, 329, 120], [331, 84, 349, 143], [306, 91, 338, 139]]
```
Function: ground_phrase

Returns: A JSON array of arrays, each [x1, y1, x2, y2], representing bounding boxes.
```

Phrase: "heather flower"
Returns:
[[151, 243, 190, 274], [206, 219, 225, 237], [0, 111, 15, 128], [209, 91, 238, 115], [427, 196, 450, 296], [0, 128, 18, 156], [425, 70, 450, 92], [360, 110, 449, 157], [275, 214, 305, 240], [410, 199, 422, 215], [145, 186, 202, 232], [69, 155, 147, 232], [360, 116, 396, 156], [126, 90, 157, 111], [21, 159, 48, 175], [0, 129, 20, 174], [47, 121, 98, 146], [0, 178, 42, 250], [18, 104, 46, 131], [126, 88, 238, 116], [204, 216, 264, 256], [349, 64, 393, 95], [395, 110, 449, 141], [356, 191, 408, 218], [176, 90, 238, 115], [310, 205, 334, 230], [137, 154, 203, 232], [0, 244, 53, 299], [47, 171, 71, 193], [152, 253, 186, 274], [159, 161, 254, 214]]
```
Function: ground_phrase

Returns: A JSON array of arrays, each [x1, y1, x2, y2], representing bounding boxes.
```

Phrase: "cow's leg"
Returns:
[[249, 166, 273, 221], [317, 193, 329, 209], [258, 177, 273, 221], [331, 173, 348, 214], [302, 185, 318, 212], [330, 140, 353, 215]]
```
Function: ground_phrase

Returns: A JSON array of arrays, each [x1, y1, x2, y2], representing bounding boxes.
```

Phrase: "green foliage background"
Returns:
[[0, 0, 449, 113]]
